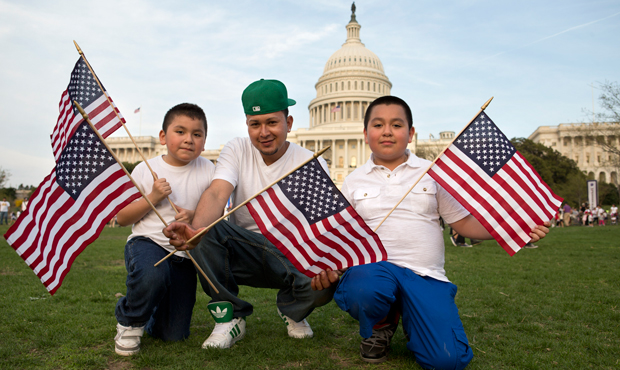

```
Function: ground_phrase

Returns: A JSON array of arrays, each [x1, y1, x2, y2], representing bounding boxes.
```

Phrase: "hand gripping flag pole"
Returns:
[[154, 146, 332, 267], [73, 101, 219, 293], [73, 41, 180, 214]]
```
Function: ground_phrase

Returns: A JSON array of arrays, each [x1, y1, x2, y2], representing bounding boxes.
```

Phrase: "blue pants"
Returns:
[[0, 211, 7, 225], [190, 220, 334, 322], [334, 261, 473, 370], [115, 237, 197, 341]]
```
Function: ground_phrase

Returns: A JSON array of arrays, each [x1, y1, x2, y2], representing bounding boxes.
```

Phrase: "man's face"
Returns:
[[246, 111, 293, 165], [364, 104, 415, 170]]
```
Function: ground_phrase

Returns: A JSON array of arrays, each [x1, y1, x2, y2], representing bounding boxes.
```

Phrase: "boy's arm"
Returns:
[[116, 178, 171, 226], [450, 214, 551, 243], [163, 179, 234, 251]]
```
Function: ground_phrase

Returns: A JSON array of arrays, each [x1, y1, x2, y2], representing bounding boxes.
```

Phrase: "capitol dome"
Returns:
[[308, 5, 392, 130]]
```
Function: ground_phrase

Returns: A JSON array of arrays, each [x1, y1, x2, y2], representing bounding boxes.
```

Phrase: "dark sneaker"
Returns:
[[360, 322, 398, 363], [524, 243, 538, 249], [456, 242, 472, 248], [470, 239, 483, 245], [450, 234, 458, 246]]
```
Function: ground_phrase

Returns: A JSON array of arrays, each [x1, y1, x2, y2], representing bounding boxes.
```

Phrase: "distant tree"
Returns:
[[122, 161, 142, 174], [0, 167, 10, 188], [511, 137, 587, 207], [584, 81, 620, 201], [600, 182, 619, 206]]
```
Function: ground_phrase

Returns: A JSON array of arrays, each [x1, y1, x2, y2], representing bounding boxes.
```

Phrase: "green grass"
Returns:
[[1, 224, 619, 369]]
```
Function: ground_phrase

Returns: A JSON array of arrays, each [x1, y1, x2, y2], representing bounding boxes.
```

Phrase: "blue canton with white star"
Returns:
[[452, 112, 515, 177], [56, 122, 116, 200], [67, 59, 104, 116], [279, 159, 348, 223]]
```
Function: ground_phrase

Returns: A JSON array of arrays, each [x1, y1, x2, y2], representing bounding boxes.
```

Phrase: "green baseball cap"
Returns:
[[242, 79, 296, 115]]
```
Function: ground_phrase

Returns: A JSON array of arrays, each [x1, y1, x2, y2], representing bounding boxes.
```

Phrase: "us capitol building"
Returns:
[[106, 5, 617, 188]]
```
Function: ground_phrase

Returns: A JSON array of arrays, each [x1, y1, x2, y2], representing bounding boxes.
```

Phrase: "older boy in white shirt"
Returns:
[[312, 96, 550, 369]]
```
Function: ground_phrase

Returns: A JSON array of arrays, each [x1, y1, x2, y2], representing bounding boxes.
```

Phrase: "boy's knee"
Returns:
[[412, 330, 473, 370]]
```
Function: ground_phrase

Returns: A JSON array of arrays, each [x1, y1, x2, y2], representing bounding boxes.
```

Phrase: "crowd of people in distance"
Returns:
[[555, 202, 618, 228]]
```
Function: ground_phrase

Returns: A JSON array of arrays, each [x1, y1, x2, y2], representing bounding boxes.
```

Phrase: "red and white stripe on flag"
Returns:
[[428, 113, 562, 255], [246, 159, 386, 277], [5, 162, 140, 295], [50, 58, 125, 161]]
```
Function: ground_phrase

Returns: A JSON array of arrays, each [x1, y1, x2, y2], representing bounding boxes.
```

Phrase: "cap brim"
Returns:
[[288, 98, 296, 107]]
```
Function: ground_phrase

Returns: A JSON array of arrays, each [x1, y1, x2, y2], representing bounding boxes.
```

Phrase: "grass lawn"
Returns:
[[1, 224, 619, 369]]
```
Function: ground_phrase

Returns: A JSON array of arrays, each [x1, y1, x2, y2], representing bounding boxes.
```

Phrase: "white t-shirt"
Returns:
[[611, 206, 618, 215], [214, 137, 329, 233], [341, 150, 469, 282], [128, 156, 215, 256], [0, 201, 9, 212]]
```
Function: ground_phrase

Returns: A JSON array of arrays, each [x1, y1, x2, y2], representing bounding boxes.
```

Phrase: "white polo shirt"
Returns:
[[341, 150, 469, 282]]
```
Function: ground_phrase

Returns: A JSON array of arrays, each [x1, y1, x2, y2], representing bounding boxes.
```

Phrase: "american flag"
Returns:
[[246, 159, 387, 277], [134, 107, 141, 114], [4, 121, 140, 294], [331, 105, 341, 113], [51, 58, 124, 161], [428, 112, 563, 255]]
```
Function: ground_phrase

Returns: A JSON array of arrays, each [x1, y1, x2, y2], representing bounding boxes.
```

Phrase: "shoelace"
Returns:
[[361, 326, 395, 350]]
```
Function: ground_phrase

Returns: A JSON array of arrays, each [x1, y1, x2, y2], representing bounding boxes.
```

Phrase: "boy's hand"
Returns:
[[163, 222, 203, 251], [174, 206, 195, 224], [150, 178, 172, 205], [311, 268, 346, 291], [529, 221, 551, 243]]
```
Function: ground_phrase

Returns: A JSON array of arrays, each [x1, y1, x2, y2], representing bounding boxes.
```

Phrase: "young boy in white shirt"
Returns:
[[114, 103, 215, 356], [312, 96, 550, 369]]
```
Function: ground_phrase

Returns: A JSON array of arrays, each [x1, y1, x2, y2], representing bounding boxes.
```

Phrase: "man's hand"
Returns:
[[163, 222, 203, 251], [174, 206, 195, 224], [529, 221, 551, 243], [311, 268, 346, 291]]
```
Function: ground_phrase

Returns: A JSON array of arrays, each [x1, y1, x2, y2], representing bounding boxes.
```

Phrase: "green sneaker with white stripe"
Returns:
[[202, 301, 246, 349]]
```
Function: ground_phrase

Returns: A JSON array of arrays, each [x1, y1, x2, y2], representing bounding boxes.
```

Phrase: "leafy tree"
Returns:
[[599, 182, 619, 206], [0, 167, 10, 188], [511, 137, 587, 207], [122, 161, 142, 174]]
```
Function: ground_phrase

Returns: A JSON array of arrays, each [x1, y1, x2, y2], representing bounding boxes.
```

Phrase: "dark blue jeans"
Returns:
[[335, 261, 473, 370], [0, 211, 7, 225], [115, 237, 197, 341], [190, 221, 335, 322]]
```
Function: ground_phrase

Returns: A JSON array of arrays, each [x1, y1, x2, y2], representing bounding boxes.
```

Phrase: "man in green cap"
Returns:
[[164, 79, 334, 349]]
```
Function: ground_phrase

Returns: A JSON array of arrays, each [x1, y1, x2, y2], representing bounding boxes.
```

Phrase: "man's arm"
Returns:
[[191, 179, 234, 228], [163, 179, 234, 251], [450, 214, 550, 243]]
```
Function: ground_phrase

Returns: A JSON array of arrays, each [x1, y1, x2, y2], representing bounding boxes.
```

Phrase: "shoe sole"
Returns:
[[360, 353, 388, 364], [203, 331, 245, 349], [115, 346, 139, 356]]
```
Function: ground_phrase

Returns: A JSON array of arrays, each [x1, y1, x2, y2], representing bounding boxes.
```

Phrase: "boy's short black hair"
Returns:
[[162, 103, 208, 134], [364, 96, 413, 130]]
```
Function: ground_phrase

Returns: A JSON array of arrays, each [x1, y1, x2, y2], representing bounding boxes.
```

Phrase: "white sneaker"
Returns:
[[277, 308, 313, 339], [115, 323, 145, 356], [202, 317, 246, 349]]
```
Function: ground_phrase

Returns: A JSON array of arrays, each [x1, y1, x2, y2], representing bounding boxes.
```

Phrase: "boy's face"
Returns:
[[364, 104, 415, 170], [246, 111, 293, 165], [159, 114, 206, 166]]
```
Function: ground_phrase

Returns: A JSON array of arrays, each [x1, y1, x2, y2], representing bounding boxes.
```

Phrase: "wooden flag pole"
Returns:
[[372, 97, 494, 233], [73, 101, 218, 294], [73, 41, 179, 214], [154, 146, 332, 267]]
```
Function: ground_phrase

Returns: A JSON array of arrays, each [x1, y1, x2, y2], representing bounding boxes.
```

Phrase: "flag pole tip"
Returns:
[[481, 97, 494, 111], [73, 40, 83, 54]]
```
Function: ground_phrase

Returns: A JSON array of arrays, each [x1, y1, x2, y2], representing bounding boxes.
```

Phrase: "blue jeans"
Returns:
[[335, 261, 473, 370], [0, 211, 7, 225], [190, 220, 335, 322], [115, 237, 197, 341]]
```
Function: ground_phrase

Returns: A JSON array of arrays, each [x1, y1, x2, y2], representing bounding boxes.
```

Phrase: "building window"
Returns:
[[337, 173, 343, 182], [339, 145, 344, 149], [341, 82, 344, 90], [350, 156, 357, 168], [338, 156, 344, 168], [352, 144, 356, 149], [355, 81, 357, 90]]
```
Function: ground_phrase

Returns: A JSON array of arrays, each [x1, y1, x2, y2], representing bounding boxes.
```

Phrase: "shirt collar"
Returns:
[[363, 149, 423, 174]]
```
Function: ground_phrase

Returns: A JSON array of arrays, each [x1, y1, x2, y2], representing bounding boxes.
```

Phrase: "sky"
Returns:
[[1, 0, 619, 187]]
